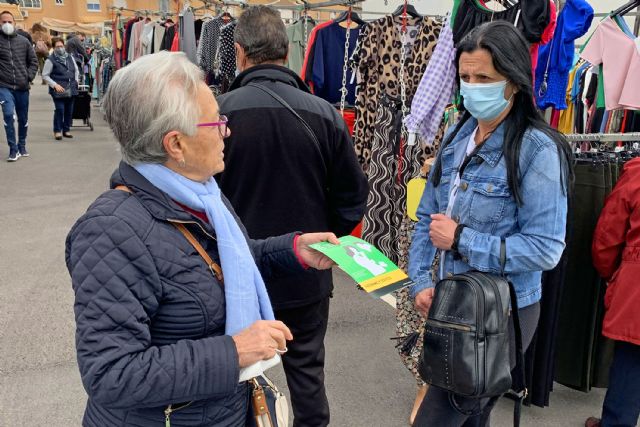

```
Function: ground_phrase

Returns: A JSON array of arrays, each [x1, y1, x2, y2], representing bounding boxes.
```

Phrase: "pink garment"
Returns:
[[531, 0, 557, 80], [581, 17, 640, 110], [131, 19, 145, 61]]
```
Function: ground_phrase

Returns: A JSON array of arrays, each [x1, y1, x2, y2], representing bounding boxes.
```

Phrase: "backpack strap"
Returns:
[[500, 238, 526, 427], [507, 282, 526, 427]]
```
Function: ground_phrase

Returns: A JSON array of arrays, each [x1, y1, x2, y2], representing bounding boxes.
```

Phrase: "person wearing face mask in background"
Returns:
[[0, 10, 38, 162], [42, 37, 79, 141], [408, 21, 573, 426]]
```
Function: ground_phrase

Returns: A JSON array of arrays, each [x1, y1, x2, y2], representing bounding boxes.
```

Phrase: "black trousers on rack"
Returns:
[[274, 297, 331, 427], [555, 162, 614, 391]]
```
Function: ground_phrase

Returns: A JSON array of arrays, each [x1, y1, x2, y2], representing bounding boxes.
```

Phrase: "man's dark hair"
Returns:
[[234, 5, 288, 64], [51, 36, 64, 47], [1, 10, 15, 20], [77, 32, 86, 37]]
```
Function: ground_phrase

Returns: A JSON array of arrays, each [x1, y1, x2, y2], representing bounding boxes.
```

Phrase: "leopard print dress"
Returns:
[[353, 15, 442, 174], [352, 15, 445, 385]]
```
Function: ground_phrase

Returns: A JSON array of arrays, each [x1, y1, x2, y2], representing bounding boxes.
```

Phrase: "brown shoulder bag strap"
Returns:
[[115, 185, 224, 285], [172, 222, 224, 285]]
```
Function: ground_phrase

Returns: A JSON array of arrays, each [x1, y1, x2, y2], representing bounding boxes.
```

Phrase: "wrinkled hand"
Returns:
[[415, 288, 435, 317], [232, 320, 293, 368], [429, 214, 458, 250], [296, 232, 340, 270], [54, 84, 65, 93]]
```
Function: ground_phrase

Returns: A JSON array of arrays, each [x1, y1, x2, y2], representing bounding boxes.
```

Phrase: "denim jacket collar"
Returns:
[[454, 118, 506, 168]]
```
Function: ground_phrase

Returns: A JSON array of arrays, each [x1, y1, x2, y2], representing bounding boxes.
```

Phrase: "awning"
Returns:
[[40, 17, 102, 35]]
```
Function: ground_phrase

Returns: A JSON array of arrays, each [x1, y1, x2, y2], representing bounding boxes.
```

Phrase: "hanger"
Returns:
[[297, 13, 316, 24], [612, 0, 640, 16], [334, 10, 366, 26], [392, 3, 422, 18]]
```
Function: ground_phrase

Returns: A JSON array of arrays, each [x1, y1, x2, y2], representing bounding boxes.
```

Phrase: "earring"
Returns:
[[178, 159, 186, 168]]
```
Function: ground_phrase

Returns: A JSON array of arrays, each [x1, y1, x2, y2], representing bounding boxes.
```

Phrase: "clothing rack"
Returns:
[[110, 7, 175, 18], [565, 132, 640, 142], [275, 0, 364, 11]]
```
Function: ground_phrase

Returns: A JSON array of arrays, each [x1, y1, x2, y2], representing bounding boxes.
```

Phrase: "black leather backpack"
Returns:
[[418, 243, 527, 426]]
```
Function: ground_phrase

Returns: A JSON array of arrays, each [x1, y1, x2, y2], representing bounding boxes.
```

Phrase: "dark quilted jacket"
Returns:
[[0, 32, 38, 91], [66, 162, 303, 426]]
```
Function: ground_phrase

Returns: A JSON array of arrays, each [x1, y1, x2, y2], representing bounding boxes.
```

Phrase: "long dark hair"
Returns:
[[431, 21, 574, 205]]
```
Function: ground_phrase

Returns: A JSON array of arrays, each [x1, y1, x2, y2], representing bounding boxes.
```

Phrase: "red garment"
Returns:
[[592, 158, 640, 346], [550, 108, 561, 128], [340, 108, 356, 135], [174, 201, 208, 223], [531, 0, 557, 82], [170, 27, 180, 52], [300, 20, 333, 83]]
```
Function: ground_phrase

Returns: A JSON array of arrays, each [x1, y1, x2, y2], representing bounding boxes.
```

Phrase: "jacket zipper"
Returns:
[[164, 401, 193, 427], [9, 37, 16, 89], [426, 318, 472, 332], [162, 219, 211, 426]]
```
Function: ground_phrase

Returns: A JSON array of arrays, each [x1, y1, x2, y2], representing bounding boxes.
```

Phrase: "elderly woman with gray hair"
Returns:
[[65, 51, 339, 427]]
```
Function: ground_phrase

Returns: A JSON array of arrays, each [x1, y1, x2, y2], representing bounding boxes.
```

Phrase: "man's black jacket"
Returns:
[[217, 65, 368, 310], [0, 31, 37, 91]]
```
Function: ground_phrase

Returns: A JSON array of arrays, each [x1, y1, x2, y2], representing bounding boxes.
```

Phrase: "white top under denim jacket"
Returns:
[[408, 118, 568, 309]]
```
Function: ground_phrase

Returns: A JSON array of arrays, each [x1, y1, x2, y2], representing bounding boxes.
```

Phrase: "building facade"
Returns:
[[0, 0, 211, 29]]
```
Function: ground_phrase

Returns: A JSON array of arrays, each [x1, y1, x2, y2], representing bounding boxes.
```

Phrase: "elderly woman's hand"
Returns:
[[296, 233, 341, 270], [232, 320, 293, 368]]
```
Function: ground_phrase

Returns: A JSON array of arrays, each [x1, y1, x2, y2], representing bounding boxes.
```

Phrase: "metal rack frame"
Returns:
[[565, 133, 640, 142]]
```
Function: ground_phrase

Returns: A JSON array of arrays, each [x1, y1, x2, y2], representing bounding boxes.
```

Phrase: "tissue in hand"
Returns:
[[239, 354, 281, 382]]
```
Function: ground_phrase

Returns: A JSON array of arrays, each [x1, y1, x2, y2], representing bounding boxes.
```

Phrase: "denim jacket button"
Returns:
[[453, 215, 460, 222], [446, 272, 454, 278], [460, 182, 468, 191], [462, 256, 469, 263]]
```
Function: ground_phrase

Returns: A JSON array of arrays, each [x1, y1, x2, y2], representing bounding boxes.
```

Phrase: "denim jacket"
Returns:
[[408, 118, 568, 309]]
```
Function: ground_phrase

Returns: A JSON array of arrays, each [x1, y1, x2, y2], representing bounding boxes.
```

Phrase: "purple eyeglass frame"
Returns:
[[197, 115, 229, 136]]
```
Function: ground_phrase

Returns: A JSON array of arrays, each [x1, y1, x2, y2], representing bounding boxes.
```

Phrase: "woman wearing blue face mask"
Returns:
[[409, 21, 574, 426], [42, 37, 79, 141]]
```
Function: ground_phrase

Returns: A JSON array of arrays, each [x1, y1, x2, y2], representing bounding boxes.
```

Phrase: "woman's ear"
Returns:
[[162, 131, 184, 163]]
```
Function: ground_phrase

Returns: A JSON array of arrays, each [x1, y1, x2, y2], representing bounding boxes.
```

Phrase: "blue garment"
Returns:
[[311, 21, 359, 105], [535, 0, 594, 110], [601, 341, 640, 427], [52, 96, 74, 133], [66, 162, 302, 426], [408, 118, 568, 309], [134, 163, 275, 336], [0, 87, 29, 154]]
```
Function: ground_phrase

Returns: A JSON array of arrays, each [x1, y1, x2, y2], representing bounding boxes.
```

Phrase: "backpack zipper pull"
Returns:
[[164, 405, 172, 427]]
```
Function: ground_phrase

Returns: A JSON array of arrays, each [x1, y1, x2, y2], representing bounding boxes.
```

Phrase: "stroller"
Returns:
[[71, 55, 94, 131]]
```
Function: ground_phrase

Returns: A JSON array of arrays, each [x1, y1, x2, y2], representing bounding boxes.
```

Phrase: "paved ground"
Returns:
[[0, 84, 611, 426]]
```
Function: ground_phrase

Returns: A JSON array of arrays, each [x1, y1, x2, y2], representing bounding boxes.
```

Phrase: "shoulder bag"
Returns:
[[418, 240, 527, 426]]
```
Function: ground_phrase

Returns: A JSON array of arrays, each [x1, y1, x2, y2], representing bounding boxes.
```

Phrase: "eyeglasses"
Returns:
[[197, 115, 229, 138]]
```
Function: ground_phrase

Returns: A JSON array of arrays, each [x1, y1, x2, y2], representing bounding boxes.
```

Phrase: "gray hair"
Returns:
[[234, 5, 288, 64], [102, 51, 203, 164]]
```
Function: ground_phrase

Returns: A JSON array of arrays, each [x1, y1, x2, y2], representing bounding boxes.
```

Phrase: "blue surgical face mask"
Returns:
[[459, 80, 513, 122]]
